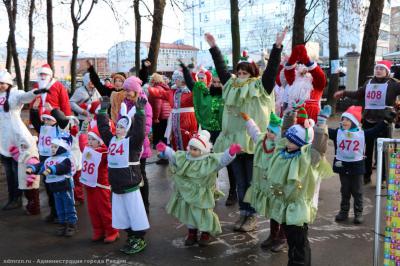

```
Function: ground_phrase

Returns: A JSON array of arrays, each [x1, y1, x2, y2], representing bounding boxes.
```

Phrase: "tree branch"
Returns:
[[305, 17, 327, 43]]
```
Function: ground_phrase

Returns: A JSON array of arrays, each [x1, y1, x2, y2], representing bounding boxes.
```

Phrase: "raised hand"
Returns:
[[229, 143, 242, 156], [204, 33, 217, 48], [317, 105, 332, 125], [156, 142, 167, 153], [334, 90, 344, 99], [275, 27, 288, 48], [136, 97, 147, 110], [144, 60, 151, 67], [86, 59, 92, 68]]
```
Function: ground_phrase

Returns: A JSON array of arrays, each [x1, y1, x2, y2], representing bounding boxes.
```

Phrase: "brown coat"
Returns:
[[110, 90, 125, 123]]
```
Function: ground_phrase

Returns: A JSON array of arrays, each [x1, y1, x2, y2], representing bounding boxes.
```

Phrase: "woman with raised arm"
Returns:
[[204, 29, 286, 232]]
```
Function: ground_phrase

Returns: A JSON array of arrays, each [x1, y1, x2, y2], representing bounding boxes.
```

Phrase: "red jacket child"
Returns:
[[79, 125, 119, 243]]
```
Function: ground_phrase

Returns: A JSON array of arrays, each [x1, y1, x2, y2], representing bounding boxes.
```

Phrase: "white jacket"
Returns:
[[69, 86, 101, 120], [0, 87, 36, 157]]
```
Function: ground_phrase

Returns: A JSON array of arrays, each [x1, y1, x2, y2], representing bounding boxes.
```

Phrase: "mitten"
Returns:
[[240, 112, 251, 121], [229, 143, 242, 156], [136, 97, 147, 110], [295, 44, 311, 65], [317, 105, 332, 125], [33, 88, 49, 95], [80, 120, 89, 133], [287, 46, 300, 66], [9, 146, 19, 161], [156, 142, 167, 153], [26, 174, 37, 187], [384, 107, 397, 124]]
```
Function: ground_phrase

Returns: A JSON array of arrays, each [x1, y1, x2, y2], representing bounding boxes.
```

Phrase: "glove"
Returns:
[[9, 146, 19, 161], [100, 96, 111, 110], [81, 120, 89, 133], [383, 107, 397, 124], [317, 105, 332, 125], [295, 44, 310, 65], [136, 97, 147, 110], [26, 167, 33, 175], [229, 143, 242, 156], [26, 174, 37, 187], [33, 88, 49, 95], [240, 112, 250, 121], [156, 142, 167, 153]]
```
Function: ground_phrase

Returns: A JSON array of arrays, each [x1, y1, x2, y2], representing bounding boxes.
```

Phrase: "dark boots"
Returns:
[[198, 232, 211, 247], [184, 229, 198, 246], [24, 189, 40, 215], [261, 219, 287, 252], [56, 223, 77, 237], [2, 196, 22, 210]]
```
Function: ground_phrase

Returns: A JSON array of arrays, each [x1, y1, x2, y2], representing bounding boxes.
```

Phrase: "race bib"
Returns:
[[38, 126, 58, 157], [365, 81, 388, 110], [107, 137, 130, 168], [80, 147, 102, 187], [336, 129, 365, 162]]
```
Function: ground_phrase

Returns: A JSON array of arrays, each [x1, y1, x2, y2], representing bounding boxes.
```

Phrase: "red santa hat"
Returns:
[[375, 60, 392, 74], [41, 110, 56, 122], [188, 130, 212, 154], [87, 126, 103, 144], [38, 64, 53, 77], [341, 105, 362, 127], [192, 68, 212, 87]]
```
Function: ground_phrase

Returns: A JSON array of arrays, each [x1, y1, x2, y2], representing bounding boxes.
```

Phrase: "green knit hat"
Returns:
[[267, 112, 282, 136], [211, 68, 218, 78]]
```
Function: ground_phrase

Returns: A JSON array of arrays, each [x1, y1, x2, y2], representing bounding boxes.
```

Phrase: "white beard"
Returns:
[[287, 72, 313, 110], [38, 76, 51, 89]]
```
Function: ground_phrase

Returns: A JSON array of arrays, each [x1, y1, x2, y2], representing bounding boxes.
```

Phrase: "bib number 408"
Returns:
[[366, 90, 382, 100], [339, 139, 360, 151], [108, 143, 124, 156]]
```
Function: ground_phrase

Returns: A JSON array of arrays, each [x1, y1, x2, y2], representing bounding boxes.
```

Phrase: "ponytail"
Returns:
[[3, 85, 11, 112]]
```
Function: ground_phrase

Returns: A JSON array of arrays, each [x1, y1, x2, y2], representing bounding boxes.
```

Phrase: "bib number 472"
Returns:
[[339, 139, 360, 151]]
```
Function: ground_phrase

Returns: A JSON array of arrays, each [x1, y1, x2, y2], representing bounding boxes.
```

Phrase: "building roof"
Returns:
[[383, 51, 400, 58], [142, 42, 199, 51]]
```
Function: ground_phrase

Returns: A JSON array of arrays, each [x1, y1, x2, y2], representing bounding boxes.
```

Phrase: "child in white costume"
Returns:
[[97, 96, 149, 255], [156, 130, 241, 246]]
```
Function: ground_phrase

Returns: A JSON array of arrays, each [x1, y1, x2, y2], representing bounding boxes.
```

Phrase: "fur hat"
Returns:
[[172, 70, 185, 83], [0, 70, 13, 85], [188, 130, 212, 154], [38, 64, 53, 77]]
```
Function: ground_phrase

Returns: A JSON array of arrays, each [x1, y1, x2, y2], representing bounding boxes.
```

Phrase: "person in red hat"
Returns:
[[334, 60, 400, 185], [31, 64, 72, 117], [325, 105, 395, 224], [282, 44, 327, 121], [78, 124, 119, 243]]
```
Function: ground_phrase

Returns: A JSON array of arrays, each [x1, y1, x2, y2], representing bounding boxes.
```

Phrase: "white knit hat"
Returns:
[[0, 70, 13, 85], [188, 130, 212, 154], [38, 64, 53, 77], [285, 121, 315, 147]]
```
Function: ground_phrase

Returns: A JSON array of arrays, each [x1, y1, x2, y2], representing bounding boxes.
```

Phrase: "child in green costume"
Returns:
[[156, 130, 241, 247], [265, 107, 333, 266], [240, 111, 288, 252]]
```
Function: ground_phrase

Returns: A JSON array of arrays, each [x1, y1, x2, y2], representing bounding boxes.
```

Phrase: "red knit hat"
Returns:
[[87, 125, 103, 144], [41, 110, 56, 121], [296, 106, 308, 126], [375, 60, 392, 74], [342, 105, 362, 127]]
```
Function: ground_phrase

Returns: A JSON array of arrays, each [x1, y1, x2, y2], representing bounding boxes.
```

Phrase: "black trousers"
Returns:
[[40, 155, 57, 217], [140, 158, 149, 213], [339, 174, 363, 215], [283, 224, 311, 266], [125, 228, 146, 239], [1, 155, 21, 201], [363, 120, 390, 182], [152, 119, 168, 146]]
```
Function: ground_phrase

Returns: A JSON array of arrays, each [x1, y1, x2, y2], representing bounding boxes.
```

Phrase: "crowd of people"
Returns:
[[1, 28, 399, 266]]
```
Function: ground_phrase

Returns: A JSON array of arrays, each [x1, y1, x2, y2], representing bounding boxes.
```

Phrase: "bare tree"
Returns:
[[292, 0, 306, 47], [358, 0, 385, 87], [6, 35, 12, 71], [23, 0, 36, 91], [147, 0, 166, 74], [69, 0, 97, 93], [134, 0, 141, 75], [47, 0, 54, 71], [3, 0, 23, 89], [230, 0, 240, 67], [327, 0, 339, 111]]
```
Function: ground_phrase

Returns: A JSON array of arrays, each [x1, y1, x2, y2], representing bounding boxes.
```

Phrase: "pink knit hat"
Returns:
[[123, 76, 143, 93]]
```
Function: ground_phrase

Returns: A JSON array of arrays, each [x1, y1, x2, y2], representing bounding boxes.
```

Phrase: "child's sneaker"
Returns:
[[64, 223, 77, 237], [56, 224, 66, 236], [198, 232, 211, 247], [184, 229, 198, 246], [240, 216, 257, 232], [121, 237, 146, 254], [104, 232, 119, 243]]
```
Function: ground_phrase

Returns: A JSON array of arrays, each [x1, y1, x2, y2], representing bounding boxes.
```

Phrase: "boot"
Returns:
[[104, 231, 119, 243], [56, 224, 67, 236], [25, 190, 40, 215], [363, 175, 371, 185], [354, 214, 364, 224], [64, 223, 77, 237], [2, 197, 22, 210], [121, 236, 146, 255], [198, 232, 211, 247], [156, 158, 169, 165], [260, 235, 274, 250], [45, 213, 59, 224], [261, 219, 279, 250], [225, 190, 238, 206], [233, 215, 247, 231], [270, 239, 287, 252], [240, 216, 257, 232], [335, 211, 349, 222], [184, 229, 198, 246]]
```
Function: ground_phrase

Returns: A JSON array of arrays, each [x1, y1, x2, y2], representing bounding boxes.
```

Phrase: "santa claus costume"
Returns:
[[78, 125, 119, 243], [31, 64, 72, 117], [283, 45, 326, 121], [148, 70, 197, 151]]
